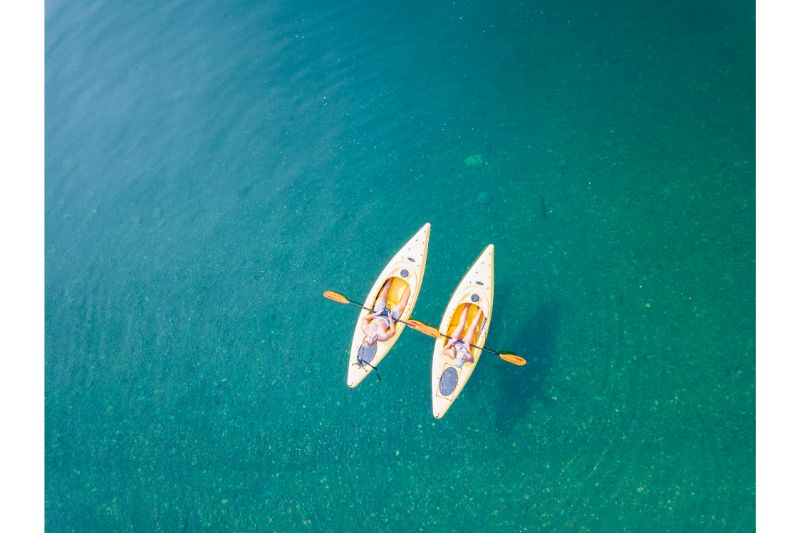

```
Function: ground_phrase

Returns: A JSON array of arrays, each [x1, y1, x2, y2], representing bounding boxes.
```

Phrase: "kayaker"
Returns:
[[442, 306, 483, 368], [360, 278, 410, 347]]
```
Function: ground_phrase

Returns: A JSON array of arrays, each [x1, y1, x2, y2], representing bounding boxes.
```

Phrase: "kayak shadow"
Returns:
[[492, 299, 561, 435]]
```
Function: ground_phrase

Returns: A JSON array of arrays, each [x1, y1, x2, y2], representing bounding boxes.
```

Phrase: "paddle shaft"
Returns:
[[341, 300, 415, 329], [404, 318, 527, 364], [420, 326, 499, 356], [340, 301, 470, 346], [324, 291, 524, 365], [347, 301, 487, 352]]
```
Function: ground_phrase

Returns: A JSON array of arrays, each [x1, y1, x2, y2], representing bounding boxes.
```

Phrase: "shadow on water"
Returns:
[[493, 299, 561, 435]]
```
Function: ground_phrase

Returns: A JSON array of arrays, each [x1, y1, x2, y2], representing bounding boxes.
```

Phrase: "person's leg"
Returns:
[[391, 284, 411, 319], [374, 279, 391, 311], [454, 310, 483, 363], [462, 309, 483, 346], [445, 305, 469, 349]]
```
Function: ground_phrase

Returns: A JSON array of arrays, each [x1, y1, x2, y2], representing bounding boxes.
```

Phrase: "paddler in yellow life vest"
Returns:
[[360, 279, 410, 348], [442, 306, 483, 368]]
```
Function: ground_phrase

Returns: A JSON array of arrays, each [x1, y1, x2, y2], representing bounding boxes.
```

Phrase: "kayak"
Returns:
[[347, 223, 431, 388], [431, 244, 494, 418]]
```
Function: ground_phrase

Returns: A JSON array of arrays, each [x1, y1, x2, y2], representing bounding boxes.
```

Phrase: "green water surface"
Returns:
[[46, 0, 755, 530]]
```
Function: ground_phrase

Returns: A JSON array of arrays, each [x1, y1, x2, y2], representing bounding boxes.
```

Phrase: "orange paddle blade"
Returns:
[[499, 353, 527, 366], [406, 319, 442, 338], [323, 290, 350, 304]]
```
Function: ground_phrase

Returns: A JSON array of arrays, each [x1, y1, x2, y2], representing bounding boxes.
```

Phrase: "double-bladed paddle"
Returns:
[[405, 319, 526, 366], [323, 290, 527, 366]]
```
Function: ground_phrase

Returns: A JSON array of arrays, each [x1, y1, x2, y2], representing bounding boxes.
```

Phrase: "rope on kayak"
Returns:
[[354, 356, 382, 382], [354, 343, 381, 382]]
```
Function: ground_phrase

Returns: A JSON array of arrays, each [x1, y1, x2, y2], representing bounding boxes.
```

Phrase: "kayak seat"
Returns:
[[385, 277, 410, 312]]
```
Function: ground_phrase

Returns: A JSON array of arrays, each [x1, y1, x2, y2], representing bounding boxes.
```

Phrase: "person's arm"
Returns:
[[375, 321, 396, 342], [361, 319, 370, 336], [441, 346, 456, 359], [462, 313, 482, 346]]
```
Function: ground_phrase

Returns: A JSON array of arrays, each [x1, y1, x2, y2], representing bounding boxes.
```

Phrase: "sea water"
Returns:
[[46, 0, 755, 529]]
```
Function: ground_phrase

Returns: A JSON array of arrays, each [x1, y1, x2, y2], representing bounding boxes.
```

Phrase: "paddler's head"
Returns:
[[362, 333, 378, 347]]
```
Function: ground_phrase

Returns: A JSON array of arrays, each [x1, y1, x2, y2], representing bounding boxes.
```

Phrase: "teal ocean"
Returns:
[[45, 0, 754, 530]]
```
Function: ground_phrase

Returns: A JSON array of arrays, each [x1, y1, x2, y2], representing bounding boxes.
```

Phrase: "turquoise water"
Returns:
[[45, 0, 754, 530]]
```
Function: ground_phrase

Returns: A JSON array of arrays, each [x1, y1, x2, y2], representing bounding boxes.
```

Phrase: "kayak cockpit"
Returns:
[[368, 276, 409, 314], [445, 302, 485, 359]]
